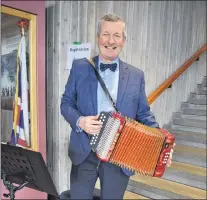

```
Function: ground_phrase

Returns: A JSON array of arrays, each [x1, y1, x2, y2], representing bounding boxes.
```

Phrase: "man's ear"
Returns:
[[122, 38, 126, 47]]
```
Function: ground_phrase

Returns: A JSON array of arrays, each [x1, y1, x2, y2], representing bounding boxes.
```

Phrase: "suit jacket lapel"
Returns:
[[116, 60, 129, 110], [90, 56, 99, 115]]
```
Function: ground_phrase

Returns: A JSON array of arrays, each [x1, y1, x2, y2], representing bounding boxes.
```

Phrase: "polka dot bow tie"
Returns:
[[100, 63, 117, 72]]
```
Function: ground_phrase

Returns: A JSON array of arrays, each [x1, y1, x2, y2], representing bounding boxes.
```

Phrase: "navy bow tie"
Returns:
[[100, 63, 117, 72]]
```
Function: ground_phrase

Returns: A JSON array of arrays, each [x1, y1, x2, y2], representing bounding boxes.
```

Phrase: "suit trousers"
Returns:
[[70, 151, 129, 199]]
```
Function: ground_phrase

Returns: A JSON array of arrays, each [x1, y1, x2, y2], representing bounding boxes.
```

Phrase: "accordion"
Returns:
[[89, 111, 175, 177]]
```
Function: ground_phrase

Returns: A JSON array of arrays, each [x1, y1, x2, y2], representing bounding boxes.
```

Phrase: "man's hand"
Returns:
[[78, 115, 103, 135], [166, 143, 176, 167]]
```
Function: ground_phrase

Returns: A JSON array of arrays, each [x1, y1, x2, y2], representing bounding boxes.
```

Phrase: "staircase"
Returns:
[[125, 76, 207, 199]]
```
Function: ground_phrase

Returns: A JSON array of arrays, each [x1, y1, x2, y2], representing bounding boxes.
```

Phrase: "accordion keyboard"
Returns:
[[89, 111, 125, 161], [90, 112, 111, 151], [96, 116, 120, 160]]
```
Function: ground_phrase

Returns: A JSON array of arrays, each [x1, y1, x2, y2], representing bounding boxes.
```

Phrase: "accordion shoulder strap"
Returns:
[[87, 58, 118, 112]]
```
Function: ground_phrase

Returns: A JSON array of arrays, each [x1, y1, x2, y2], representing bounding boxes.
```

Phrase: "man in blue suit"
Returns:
[[60, 14, 174, 199]]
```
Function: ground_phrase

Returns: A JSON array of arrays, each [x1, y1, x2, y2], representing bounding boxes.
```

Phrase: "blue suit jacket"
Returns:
[[60, 56, 159, 176]]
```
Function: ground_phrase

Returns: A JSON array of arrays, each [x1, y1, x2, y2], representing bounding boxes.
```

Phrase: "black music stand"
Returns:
[[1, 143, 59, 200]]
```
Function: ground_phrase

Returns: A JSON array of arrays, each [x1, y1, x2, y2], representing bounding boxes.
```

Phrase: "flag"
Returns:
[[11, 35, 30, 148]]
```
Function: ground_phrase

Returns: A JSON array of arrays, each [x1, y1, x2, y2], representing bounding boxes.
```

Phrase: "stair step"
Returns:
[[173, 155, 206, 168], [197, 89, 207, 95], [182, 107, 206, 116], [167, 129, 206, 148], [181, 102, 191, 109], [173, 144, 206, 167], [170, 161, 206, 176], [189, 97, 207, 105], [181, 102, 206, 110], [173, 118, 206, 129], [168, 124, 207, 134], [202, 76, 207, 87], [124, 189, 149, 199], [173, 112, 206, 120], [130, 174, 206, 199], [168, 124, 206, 134], [190, 92, 206, 98], [127, 180, 189, 199], [175, 139, 206, 149], [189, 104, 207, 110], [181, 114, 206, 121], [197, 84, 207, 95], [95, 178, 148, 199], [174, 144, 206, 157], [163, 167, 206, 190]]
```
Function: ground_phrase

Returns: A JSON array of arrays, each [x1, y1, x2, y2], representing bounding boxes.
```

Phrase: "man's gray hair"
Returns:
[[97, 14, 126, 39]]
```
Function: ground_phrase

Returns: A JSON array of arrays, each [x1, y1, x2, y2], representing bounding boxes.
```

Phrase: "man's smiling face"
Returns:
[[97, 21, 126, 63]]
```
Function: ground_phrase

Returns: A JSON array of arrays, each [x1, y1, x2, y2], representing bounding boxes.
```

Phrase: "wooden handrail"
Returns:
[[148, 43, 207, 105]]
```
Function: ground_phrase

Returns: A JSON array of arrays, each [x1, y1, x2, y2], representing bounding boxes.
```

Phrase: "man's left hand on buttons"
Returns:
[[79, 115, 103, 134]]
